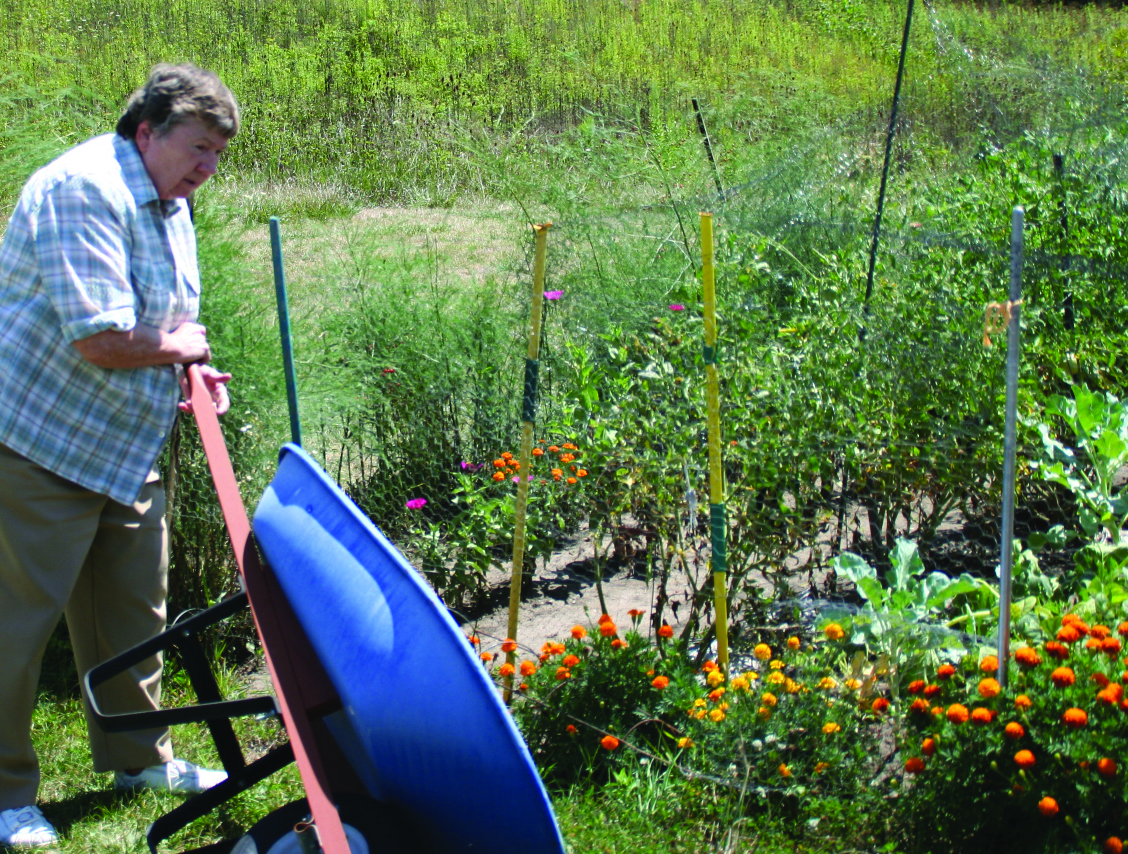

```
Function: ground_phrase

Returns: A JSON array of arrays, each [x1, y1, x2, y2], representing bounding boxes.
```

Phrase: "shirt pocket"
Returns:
[[130, 257, 175, 328]]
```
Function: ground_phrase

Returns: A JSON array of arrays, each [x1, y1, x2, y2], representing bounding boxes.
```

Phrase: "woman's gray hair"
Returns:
[[116, 63, 239, 140]]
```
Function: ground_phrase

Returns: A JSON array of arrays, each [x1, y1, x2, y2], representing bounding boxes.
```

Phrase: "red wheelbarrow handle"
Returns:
[[186, 363, 354, 854]]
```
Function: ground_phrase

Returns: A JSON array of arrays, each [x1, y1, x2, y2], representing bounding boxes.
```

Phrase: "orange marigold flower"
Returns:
[[823, 623, 845, 641], [652, 675, 670, 690], [1005, 722, 1025, 739], [923, 684, 942, 699], [551, 642, 567, 655], [947, 704, 969, 724], [761, 692, 778, 707], [491, 471, 505, 481], [520, 661, 537, 677], [555, 667, 571, 680], [1037, 796, 1059, 817], [562, 442, 578, 450], [1106, 838, 1124, 854], [1015, 694, 1033, 710], [468, 635, 480, 646], [823, 722, 841, 734], [480, 652, 494, 662], [978, 678, 1001, 699], [1098, 687, 1121, 706], [971, 707, 993, 725], [566, 724, 577, 734], [753, 644, 772, 660], [599, 621, 616, 638], [910, 698, 931, 715], [501, 638, 517, 653], [1045, 641, 1069, 660], [904, 757, 926, 774], [532, 447, 544, 456], [1050, 667, 1076, 687], [547, 446, 560, 453], [907, 680, 925, 694], [1086, 637, 1103, 651], [1014, 750, 1035, 768], [814, 762, 830, 773], [559, 453, 576, 463], [600, 735, 619, 750], [1094, 671, 1112, 688], [709, 709, 726, 723], [1097, 757, 1118, 778], [565, 475, 578, 485], [872, 698, 891, 714], [1057, 624, 1082, 644], [499, 662, 515, 677], [922, 737, 937, 757], [778, 764, 791, 777], [576, 469, 588, 478], [658, 624, 674, 639], [628, 608, 644, 618], [1091, 624, 1112, 640], [1015, 647, 1042, 667], [937, 664, 956, 680], [787, 636, 801, 650], [611, 638, 627, 649], [1119, 622, 1128, 637], [1103, 637, 1123, 655], [702, 659, 719, 673], [563, 654, 580, 667], [1062, 707, 1088, 728], [980, 655, 999, 673], [677, 737, 693, 749], [708, 688, 725, 702], [571, 625, 587, 640]]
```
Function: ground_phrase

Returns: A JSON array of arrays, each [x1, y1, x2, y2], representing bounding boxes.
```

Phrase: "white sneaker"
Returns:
[[113, 759, 227, 794], [0, 805, 58, 848]]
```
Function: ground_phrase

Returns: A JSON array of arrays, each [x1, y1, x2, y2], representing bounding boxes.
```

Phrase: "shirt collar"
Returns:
[[112, 133, 185, 219]]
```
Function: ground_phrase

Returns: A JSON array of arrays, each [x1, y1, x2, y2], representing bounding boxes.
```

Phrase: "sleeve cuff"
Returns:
[[63, 307, 137, 343]]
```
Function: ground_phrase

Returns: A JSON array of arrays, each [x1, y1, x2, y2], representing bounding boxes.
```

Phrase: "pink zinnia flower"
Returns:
[[543, 290, 563, 300], [669, 304, 685, 311], [405, 498, 427, 510]]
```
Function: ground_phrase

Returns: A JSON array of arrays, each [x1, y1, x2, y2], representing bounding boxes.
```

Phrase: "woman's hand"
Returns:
[[178, 363, 232, 415]]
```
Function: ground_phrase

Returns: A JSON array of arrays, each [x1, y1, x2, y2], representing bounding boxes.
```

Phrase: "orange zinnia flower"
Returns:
[[1037, 797, 1059, 817], [1014, 750, 1035, 768], [1004, 722, 1025, 740], [658, 624, 674, 639], [978, 678, 1001, 698], [937, 664, 956, 680], [1050, 666, 1076, 687], [947, 704, 969, 724], [1097, 757, 1117, 778], [600, 735, 619, 750], [904, 757, 926, 774], [1062, 707, 1088, 728]]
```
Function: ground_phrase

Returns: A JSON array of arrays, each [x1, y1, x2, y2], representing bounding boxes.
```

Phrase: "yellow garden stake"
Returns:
[[505, 222, 551, 702], [701, 213, 729, 677]]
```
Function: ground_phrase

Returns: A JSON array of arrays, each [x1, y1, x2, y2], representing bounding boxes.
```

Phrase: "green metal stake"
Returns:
[[270, 217, 302, 446]]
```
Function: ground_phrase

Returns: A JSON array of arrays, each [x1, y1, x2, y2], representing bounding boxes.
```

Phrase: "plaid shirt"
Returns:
[[0, 133, 199, 504]]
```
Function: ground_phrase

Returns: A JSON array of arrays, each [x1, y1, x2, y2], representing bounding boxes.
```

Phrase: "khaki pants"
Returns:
[[0, 442, 172, 810]]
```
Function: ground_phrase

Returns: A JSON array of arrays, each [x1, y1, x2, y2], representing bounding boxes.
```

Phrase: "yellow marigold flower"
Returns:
[[788, 636, 801, 650], [758, 706, 772, 720], [824, 622, 845, 641], [785, 678, 802, 694], [695, 709, 706, 720], [978, 678, 1001, 699], [746, 671, 760, 681], [779, 764, 791, 778], [819, 677, 837, 690], [694, 698, 707, 707], [731, 676, 750, 691], [766, 672, 786, 685], [761, 692, 778, 707], [844, 678, 862, 691], [823, 722, 841, 735], [677, 737, 694, 749], [814, 762, 830, 773], [754, 643, 772, 661], [707, 670, 725, 687], [770, 659, 785, 670], [709, 709, 726, 722]]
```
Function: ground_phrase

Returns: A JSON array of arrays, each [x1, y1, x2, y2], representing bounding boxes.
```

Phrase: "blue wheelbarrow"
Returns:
[[84, 365, 565, 854]]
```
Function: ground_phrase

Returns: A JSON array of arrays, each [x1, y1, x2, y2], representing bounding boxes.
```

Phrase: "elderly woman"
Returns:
[[0, 64, 237, 847]]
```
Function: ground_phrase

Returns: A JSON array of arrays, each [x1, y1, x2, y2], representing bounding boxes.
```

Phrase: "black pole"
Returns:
[[860, 0, 915, 341], [1054, 153, 1074, 331], [692, 98, 724, 197]]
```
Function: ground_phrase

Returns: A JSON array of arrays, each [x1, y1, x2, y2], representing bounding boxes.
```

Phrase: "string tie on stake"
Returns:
[[983, 300, 1023, 347]]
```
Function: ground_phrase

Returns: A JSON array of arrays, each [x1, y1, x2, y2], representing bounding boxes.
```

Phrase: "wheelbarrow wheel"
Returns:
[[229, 795, 412, 854]]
